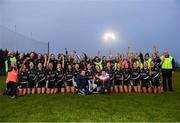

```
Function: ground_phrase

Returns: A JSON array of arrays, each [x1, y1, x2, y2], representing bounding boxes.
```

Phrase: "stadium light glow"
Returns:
[[103, 32, 116, 41]]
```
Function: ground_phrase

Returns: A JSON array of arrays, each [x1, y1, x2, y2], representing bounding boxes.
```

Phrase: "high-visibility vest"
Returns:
[[145, 58, 151, 69], [95, 60, 103, 70], [160, 56, 173, 69], [5, 56, 17, 72], [137, 61, 143, 69]]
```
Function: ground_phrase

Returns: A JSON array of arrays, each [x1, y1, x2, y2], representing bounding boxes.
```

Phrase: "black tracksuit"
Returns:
[[77, 74, 88, 90]]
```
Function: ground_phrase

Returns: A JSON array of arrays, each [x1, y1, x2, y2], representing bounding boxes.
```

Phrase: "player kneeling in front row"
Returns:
[[77, 70, 91, 96], [96, 70, 111, 94]]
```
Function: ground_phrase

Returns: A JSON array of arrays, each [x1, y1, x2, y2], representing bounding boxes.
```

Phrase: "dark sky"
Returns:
[[0, 0, 179, 62]]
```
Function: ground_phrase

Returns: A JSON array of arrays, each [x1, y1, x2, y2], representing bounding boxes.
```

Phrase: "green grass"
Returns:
[[0, 71, 180, 122]]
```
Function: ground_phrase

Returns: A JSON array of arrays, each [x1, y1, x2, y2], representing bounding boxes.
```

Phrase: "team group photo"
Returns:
[[2, 48, 175, 97], [0, 0, 180, 122]]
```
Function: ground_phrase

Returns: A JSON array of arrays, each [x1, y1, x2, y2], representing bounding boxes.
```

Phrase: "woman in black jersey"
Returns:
[[131, 62, 141, 93], [114, 63, 123, 93], [123, 63, 132, 93], [106, 62, 114, 93], [29, 52, 36, 64], [17, 52, 25, 69], [35, 54, 44, 69], [79, 56, 86, 70], [66, 64, 75, 93], [67, 55, 74, 65], [46, 63, 56, 94], [27, 62, 36, 94], [86, 63, 94, 91], [47, 54, 58, 69], [140, 62, 152, 93], [18, 64, 28, 96], [150, 61, 161, 93], [73, 63, 80, 89], [36, 63, 47, 94], [55, 55, 65, 94], [55, 63, 65, 94], [151, 53, 161, 69], [25, 52, 36, 70], [93, 64, 101, 92], [108, 55, 115, 67]]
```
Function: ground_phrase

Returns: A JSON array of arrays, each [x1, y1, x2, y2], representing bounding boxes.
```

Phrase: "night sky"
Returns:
[[0, 0, 179, 62]]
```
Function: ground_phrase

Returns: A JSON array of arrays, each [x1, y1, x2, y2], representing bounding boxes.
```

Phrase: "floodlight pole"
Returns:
[[48, 41, 50, 55]]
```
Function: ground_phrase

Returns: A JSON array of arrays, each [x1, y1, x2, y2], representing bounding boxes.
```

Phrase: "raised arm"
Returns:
[[62, 55, 65, 69], [47, 54, 51, 67], [43, 55, 47, 67]]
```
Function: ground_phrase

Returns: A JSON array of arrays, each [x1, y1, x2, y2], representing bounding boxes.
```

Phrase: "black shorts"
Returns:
[[48, 81, 55, 88], [110, 80, 114, 86], [152, 78, 160, 86], [7, 82, 18, 89], [66, 80, 73, 87], [123, 80, 130, 85], [18, 82, 28, 88], [28, 81, 36, 88], [114, 79, 123, 85], [6, 82, 18, 95], [55, 81, 65, 88], [131, 79, 140, 86], [141, 79, 150, 87], [37, 81, 46, 88]]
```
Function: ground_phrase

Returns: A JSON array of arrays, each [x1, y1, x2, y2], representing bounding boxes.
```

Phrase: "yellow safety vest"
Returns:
[[160, 56, 173, 69], [145, 58, 151, 69], [95, 60, 103, 70], [137, 61, 143, 69], [5, 56, 17, 72]]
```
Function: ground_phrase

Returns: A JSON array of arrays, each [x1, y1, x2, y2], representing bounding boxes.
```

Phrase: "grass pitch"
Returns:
[[0, 70, 180, 122]]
